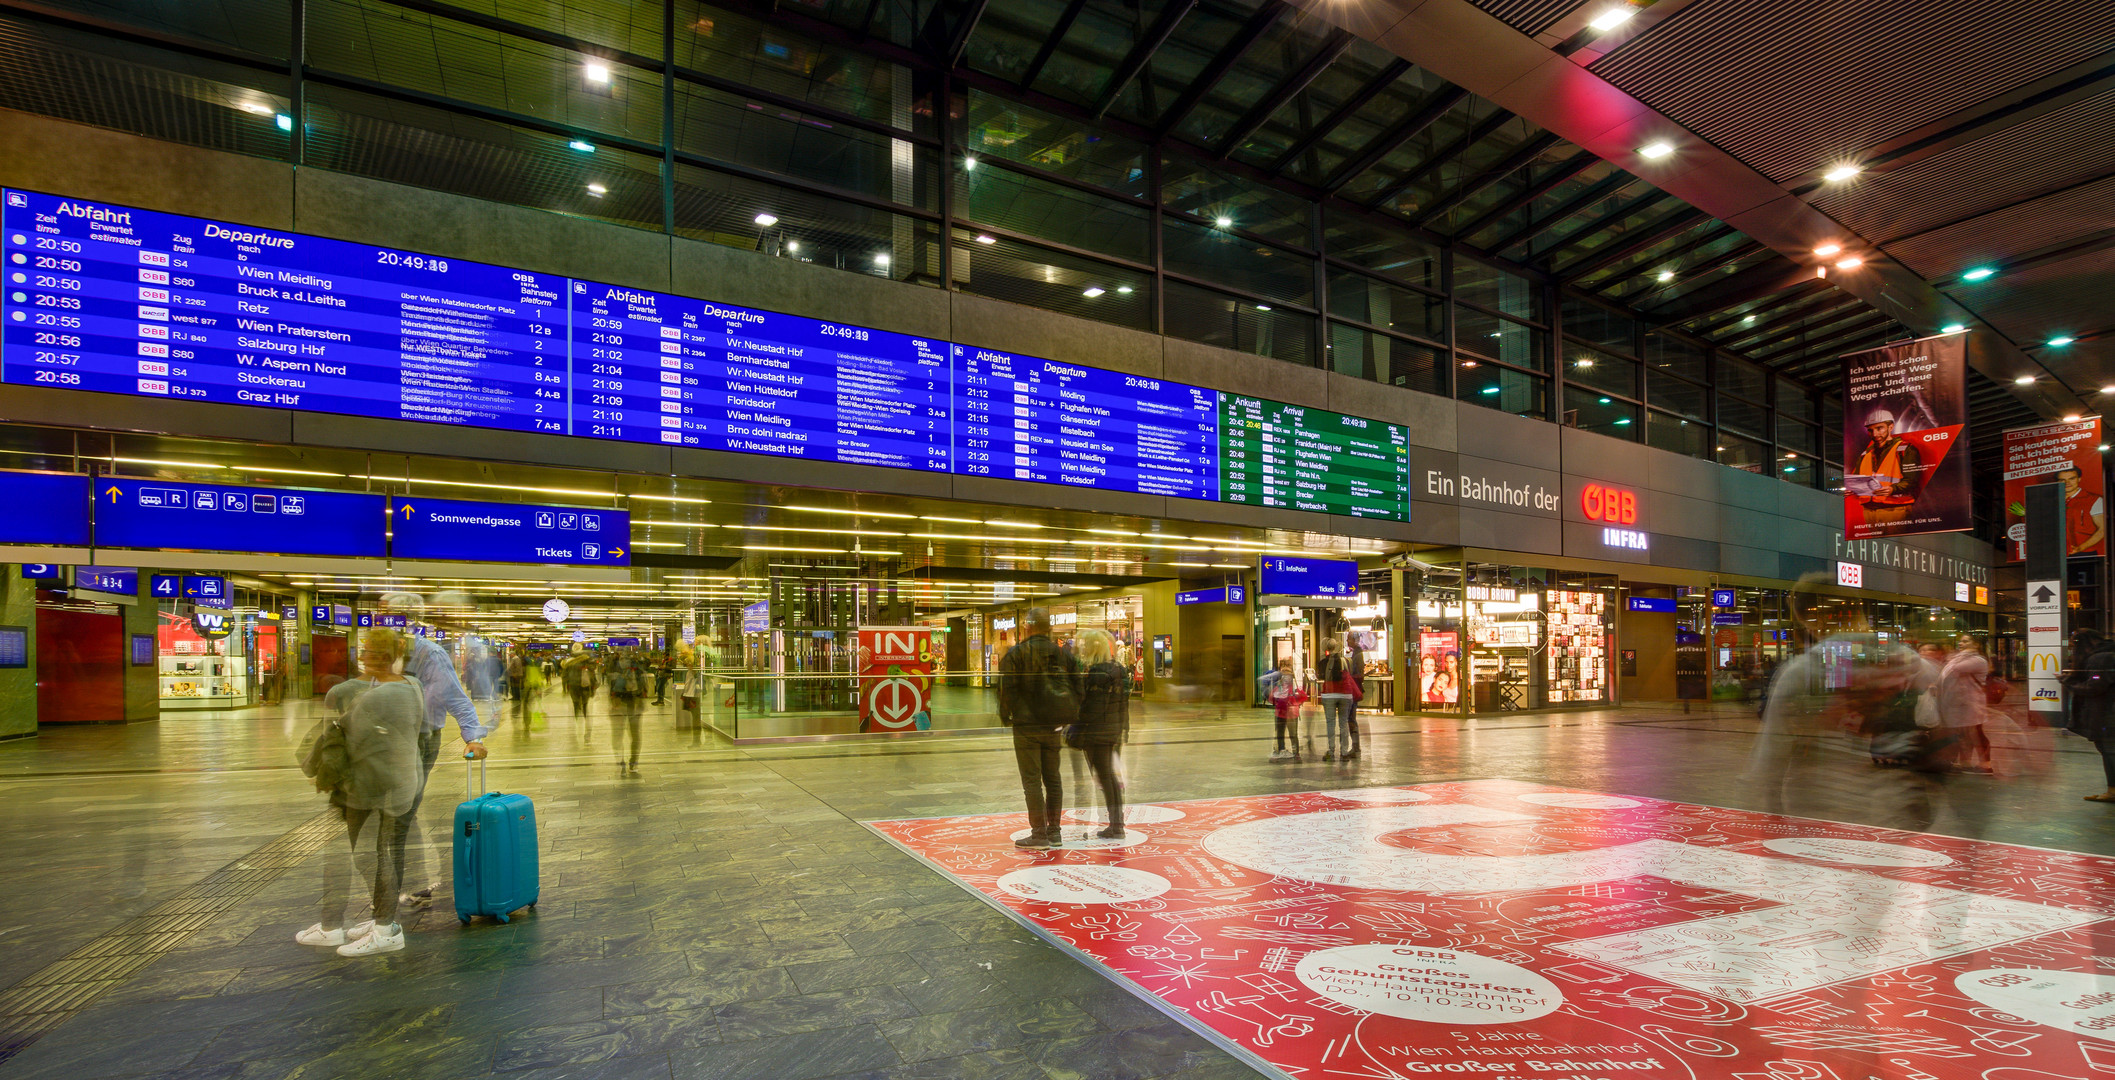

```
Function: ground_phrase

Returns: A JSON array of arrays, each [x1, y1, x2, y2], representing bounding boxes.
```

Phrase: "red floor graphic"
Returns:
[[867, 779, 2115, 1080]]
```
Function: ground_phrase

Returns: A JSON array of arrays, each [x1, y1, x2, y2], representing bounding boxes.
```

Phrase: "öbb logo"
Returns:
[[1581, 482, 1638, 525]]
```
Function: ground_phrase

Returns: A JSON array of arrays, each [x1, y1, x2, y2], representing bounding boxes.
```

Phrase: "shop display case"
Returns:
[[160, 638, 248, 708], [1545, 589, 1609, 703]]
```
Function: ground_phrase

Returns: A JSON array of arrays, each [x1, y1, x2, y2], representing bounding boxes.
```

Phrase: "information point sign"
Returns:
[[872, 780, 2115, 1080]]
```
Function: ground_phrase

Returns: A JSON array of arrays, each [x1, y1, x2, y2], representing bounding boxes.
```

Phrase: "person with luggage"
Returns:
[[1260, 657, 1303, 762], [607, 650, 645, 776], [296, 627, 426, 957], [375, 593, 487, 908], [1069, 629, 1130, 840], [1315, 638, 1361, 761], [998, 607, 1080, 850]]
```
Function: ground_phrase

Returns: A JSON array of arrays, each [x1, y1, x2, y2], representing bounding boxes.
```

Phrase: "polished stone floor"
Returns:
[[0, 690, 2109, 1080]]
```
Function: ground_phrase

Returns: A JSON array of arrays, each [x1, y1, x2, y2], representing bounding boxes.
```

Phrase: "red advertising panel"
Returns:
[[1842, 333, 1971, 539], [856, 626, 935, 733], [2002, 416, 2105, 562], [1417, 631, 1459, 706], [872, 779, 2115, 1080]]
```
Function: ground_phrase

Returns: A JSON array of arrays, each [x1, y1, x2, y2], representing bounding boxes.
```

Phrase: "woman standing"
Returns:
[[1071, 629, 1130, 839], [1315, 638, 1360, 761], [296, 627, 426, 958]]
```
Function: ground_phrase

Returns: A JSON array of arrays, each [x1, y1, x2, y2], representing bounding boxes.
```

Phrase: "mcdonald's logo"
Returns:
[[2030, 651, 2062, 672]]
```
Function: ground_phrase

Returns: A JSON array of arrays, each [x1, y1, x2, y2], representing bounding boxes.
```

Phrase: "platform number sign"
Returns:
[[311, 604, 330, 624], [150, 574, 180, 598]]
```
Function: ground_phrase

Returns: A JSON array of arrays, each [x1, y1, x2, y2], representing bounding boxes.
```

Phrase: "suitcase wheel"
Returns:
[[496, 912, 510, 924], [459, 915, 471, 925]]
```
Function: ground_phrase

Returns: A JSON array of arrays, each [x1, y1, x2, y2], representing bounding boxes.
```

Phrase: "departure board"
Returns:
[[1219, 395, 1412, 519], [1, 190, 570, 432], [953, 345, 1219, 499], [571, 280, 950, 469]]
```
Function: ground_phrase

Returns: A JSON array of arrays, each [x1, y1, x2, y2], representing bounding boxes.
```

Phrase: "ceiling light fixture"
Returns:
[[1214, 216, 1233, 228], [568, 139, 596, 153], [1742, 315, 1756, 325], [1941, 323, 1966, 334], [1589, 7, 1635, 30], [753, 213, 778, 227], [1574, 358, 1595, 368], [239, 101, 273, 115], [1598, 397, 1611, 404], [1116, 285, 1133, 293], [1834, 256, 1863, 270], [584, 62, 611, 84], [1961, 266, 1996, 282], [873, 253, 891, 267], [1813, 243, 1841, 258], [2064, 414, 2083, 424], [2015, 375, 2037, 385], [1636, 140, 1672, 159], [1480, 386, 1500, 395], [2102, 386, 2115, 395], [1821, 163, 1861, 182], [2048, 335, 2076, 346], [276, 114, 293, 131], [974, 234, 996, 244], [1655, 270, 1674, 283], [1255, 304, 1271, 311], [585, 183, 607, 197], [1082, 286, 1106, 298], [964, 156, 978, 170]]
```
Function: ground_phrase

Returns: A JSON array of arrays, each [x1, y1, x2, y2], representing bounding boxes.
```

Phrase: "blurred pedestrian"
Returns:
[[1260, 657, 1303, 762], [998, 607, 1079, 849], [652, 655, 673, 705], [562, 651, 595, 721], [2062, 629, 2115, 802], [375, 593, 487, 907], [1937, 635, 1992, 773], [608, 649, 645, 776], [1315, 638, 1360, 762], [1069, 629, 1130, 839]]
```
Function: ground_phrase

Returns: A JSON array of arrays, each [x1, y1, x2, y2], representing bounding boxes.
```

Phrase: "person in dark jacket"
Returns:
[[2063, 629, 2115, 802], [1071, 629, 1130, 839], [998, 607, 1081, 849]]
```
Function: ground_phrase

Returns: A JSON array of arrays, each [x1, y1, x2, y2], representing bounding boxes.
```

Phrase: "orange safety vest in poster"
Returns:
[[1854, 437, 1920, 506]]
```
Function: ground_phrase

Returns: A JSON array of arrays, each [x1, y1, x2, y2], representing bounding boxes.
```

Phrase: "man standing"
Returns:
[[377, 592, 488, 902], [997, 607, 1080, 849], [1852, 410, 1923, 528], [2056, 465, 2106, 555]]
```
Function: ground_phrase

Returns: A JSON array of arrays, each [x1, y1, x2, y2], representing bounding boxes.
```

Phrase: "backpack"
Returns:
[[608, 667, 634, 695], [1009, 640, 1080, 726]]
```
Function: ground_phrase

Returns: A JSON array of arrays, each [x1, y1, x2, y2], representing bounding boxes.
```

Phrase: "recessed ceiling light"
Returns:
[[1813, 243, 1841, 258], [1655, 270, 1674, 282], [1116, 285, 1134, 294], [964, 156, 978, 170], [1822, 163, 1861, 182], [1941, 323, 1966, 334], [1082, 286, 1106, 298], [2049, 335, 2076, 346], [568, 139, 596, 152], [1214, 216, 1233, 228], [1742, 314, 1756, 324], [584, 62, 611, 84], [786, 240, 799, 252], [1574, 358, 1595, 368], [1962, 266, 1996, 282], [974, 234, 996, 244], [1834, 256, 1864, 270], [1255, 304, 1271, 311], [275, 113, 293, 131], [2015, 375, 2036, 385], [1637, 141, 1673, 159], [1589, 7, 1635, 30], [753, 213, 778, 227], [873, 253, 891, 266], [1480, 386, 1500, 395], [585, 182, 607, 197], [2064, 414, 2083, 423]]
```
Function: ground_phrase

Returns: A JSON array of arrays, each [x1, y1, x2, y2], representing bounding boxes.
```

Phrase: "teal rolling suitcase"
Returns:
[[454, 756, 539, 924]]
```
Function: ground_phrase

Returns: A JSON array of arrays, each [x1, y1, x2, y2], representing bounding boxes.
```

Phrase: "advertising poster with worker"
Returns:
[[1841, 333, 1970, 539], [2002, 416, 2106, 562]]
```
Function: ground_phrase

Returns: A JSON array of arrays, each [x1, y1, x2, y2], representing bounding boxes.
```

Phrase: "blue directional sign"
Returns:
[[332, 603, 353, 627], [311, 604, 330, 623], [1628, 597, 1676, 613], [357, 612, 373, 627], [94, 478, 386, 557], [282, 605, 299, 620], [0, 472, 90, 546], [389, 496, 630, 566], [1176, 588, 1228, 605], [73, 565, 136, 596], [149, 574, 180, 598], [1711, 588, 1737, 608], [1228, 584, 1247, 604], [742, 601, 770, 632], [182, 575, 225, 600], [1257, 556, 1359, 599], [21, 564, 60, 580]]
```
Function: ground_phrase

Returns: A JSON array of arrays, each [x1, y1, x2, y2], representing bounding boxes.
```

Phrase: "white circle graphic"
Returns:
[[1763, 837, 1953, 868], [1516, 792, 1643, 809], [1297, 944, 1563, 1024], [1010, 826, 1148, 849], [1957, 969, 2115, 1035], [1325, 787, 1434, 804], [1069, 804, 1185, 824], [997, 865, 1170, 904]]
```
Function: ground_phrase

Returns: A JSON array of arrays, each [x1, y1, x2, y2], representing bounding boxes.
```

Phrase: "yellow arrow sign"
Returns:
[[608, 547, 625, 558], [105, 485, 120, 503], [399, 503, 415, 519]]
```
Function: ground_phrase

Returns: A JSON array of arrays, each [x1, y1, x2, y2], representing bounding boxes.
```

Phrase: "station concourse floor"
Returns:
[[0, 693, 2110, 1080]]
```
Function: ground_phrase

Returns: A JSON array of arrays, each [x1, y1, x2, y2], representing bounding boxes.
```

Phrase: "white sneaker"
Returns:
[[336, 923, 405, 957], [1268, 749, 1292, 763], [296, 923, 346, 947]]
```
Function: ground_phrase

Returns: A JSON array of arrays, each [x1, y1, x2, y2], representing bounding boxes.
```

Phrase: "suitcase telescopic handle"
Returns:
[[465, 752, 484, 799]]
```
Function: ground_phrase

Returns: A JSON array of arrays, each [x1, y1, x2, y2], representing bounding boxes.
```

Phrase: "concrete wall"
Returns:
[[0, 568, 36, 737], [122, 579, 158, 722], [0, 108, 1999, 604]]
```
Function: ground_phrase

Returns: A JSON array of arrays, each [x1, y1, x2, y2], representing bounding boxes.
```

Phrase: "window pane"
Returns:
[[1328, 324, 1445, 395], [1778, 418, 1819, 456], [1163, 216, 1315, 306], [674, 161, 940, 286], [951, 230, 1150, 329], [1647, 369, 1708, 419], [1777, 377, 1816, 423], [1719, 354, 1769, 401], [1716, 430, 1768, 473], [1645, 331, 1708, 381], [1564, 342, 1639, 398], [1456, 308, 1547, 371], [677, 3, 913, 131], [1779, 453, 1818, 486], [1566, 387, 1638, 440], [1458, 362, 1549, 420], [1561, 295, 1636, 355], [962, 90, 1148, 198], [35, 0, 291, 57], [1165, 280, 1317, 367], [1162, 155, 1312, 250], [1323, 209, 1441, 290], [1328, 270, 1444, 341], [1455, 258, 1544, 323], [1822, 396, 1844, 462], [956, 162, 1150, 262], [677, 81, 937, 210], [1647, 410, 1710, 459], [1718, 395, 1769, 439]]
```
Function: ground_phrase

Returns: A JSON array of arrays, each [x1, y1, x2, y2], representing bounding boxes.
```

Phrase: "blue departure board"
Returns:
[[391, 495, 631, 566], [952, 345, 1219, 498], [1, 189, 1411, 524], [94, 478, 388, 557], [1, 190, 570, 433], [570, 280, 950, 469]]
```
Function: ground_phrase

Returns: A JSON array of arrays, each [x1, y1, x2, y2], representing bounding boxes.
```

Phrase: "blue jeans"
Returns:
[[1320, 695, 1354, 754]]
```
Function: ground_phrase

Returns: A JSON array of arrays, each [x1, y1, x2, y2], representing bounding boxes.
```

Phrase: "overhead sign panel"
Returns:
[[389, 496, 630, 566], [1257, 556, 1358, 599], [0, 471, 90, 546], [1219, 396, 1410, 520], [2001, 416, 2104, 563], [94, 478, 387, 557], [952, 345, 1219, 499], [72, 565, 135, 596]]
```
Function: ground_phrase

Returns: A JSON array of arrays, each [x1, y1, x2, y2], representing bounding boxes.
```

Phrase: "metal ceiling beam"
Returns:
[[1156, 1, 1289, 136], [1409, 131, 1559, 227], [1213, 28, 1356, 155], [1760, 320, 1900, 369], [1320, 86, 1467, 194], [1749, 312, 1893, 362], [1780, 332, 1900, 379], [1641, 260, 1815, 324], [1363, 109, 1520, 211], [1449, 150, 1593, 239], [1552, 208, 1708, 282], [1093, 0, 1199, 120], [1482, 171, 1634, 254], [1017, 0, 1091, 92], [1573, 225, 1743, 291], [943, 0, 996, 68], [1267, 58, 1411, 173], [1667, 237, 1770, 286], [1702, 290, 1857, 344]]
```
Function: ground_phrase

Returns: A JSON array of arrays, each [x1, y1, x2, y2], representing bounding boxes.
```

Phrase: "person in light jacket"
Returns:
[[1071, 629, 1130, 839], [1315, 638, 1359, 762]]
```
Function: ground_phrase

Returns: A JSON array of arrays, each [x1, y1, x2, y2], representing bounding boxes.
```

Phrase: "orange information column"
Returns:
[[857, 626, 936, 733]]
